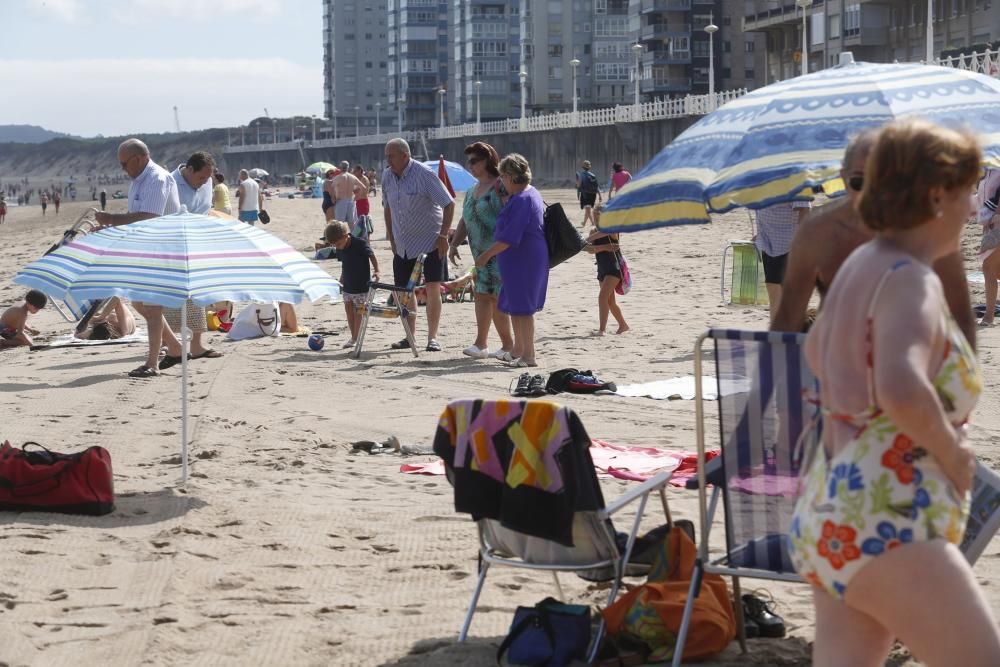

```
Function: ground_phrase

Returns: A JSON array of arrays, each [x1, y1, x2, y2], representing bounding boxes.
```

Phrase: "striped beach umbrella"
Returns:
[[599, 56, 1000, 233], [14, 211, 342, 484]]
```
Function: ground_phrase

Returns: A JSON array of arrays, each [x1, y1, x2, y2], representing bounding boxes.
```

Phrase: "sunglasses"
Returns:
[[467, 156, 483, 166], [848, 175, 864, 192], [119, 154, 137, 170]]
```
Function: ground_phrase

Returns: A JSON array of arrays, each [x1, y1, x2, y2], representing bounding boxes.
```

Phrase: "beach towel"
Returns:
[[606, 375, 751, 401], [30, 328, 148, 351]]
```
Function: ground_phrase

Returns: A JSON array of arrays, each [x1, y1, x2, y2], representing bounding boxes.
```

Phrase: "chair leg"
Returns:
[[458, 559, 490, 642], [352, 308, 370, 359], [399, 308, 419, 358], [732, 575, 748, 653], [671, 559, 704, 667], [550, 571, 564, 600]]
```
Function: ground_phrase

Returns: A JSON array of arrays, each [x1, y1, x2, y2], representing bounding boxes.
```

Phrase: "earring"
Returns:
[[936, 210, 944, 218]]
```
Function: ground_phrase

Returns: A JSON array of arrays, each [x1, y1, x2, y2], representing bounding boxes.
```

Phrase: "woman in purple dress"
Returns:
[[475, 153, 548, 367]]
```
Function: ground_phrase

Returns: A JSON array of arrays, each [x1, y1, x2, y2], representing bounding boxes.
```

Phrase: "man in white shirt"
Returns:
[[95, 138, 183, 378], [237, 169, 263, 224]]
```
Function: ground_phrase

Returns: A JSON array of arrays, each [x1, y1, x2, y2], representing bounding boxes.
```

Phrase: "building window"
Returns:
[[594, 17, 627, 37], [723, 41, 731, 53], [595, 62, 629, 80], [745, 40, 755, 52], [845, 5, 861, 37], [830, 14, 841, 38], [745, 68, 755, 79]]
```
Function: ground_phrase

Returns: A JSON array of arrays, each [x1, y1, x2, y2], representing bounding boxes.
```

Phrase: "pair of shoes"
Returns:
[[510, 373, 547, 397], [425, 339, 442, 352], [342, 339, 357, 349], [158, 354, 187, 370], [390, 338, 412, 349], [128, 365, 158, 378], [496, 350, 516, 363], [490, 349, 512, 360], [462, 344, 490, 359], [507, 357, 538, 368], [741, 592, 785, 638], [191, 348, 223, 359]]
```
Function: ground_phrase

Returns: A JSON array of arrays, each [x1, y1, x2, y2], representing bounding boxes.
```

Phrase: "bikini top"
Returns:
[[823, 259, 981, 429]]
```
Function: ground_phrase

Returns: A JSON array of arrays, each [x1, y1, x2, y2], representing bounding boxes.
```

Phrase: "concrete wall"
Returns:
[[226, 115, 700, 188]]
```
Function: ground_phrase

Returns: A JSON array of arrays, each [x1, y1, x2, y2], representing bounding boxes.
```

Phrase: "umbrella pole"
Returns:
[[180, 305, 189, 485]]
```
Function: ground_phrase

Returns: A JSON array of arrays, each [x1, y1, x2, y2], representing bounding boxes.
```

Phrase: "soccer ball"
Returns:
[[307, 334, 325, 351]]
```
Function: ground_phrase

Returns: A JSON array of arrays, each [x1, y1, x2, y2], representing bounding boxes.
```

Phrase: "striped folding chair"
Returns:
[[351, 254, 425, 359], [672, 329, 820, 665], [43, 207, 106, 331]]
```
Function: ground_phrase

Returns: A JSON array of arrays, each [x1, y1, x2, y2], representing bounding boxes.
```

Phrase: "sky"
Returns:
[[0, 0, 324, 137]]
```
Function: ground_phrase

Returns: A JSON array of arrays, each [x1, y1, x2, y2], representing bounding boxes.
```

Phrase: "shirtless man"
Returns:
[[329, 161, 367, 230], [771, 129, 976, 347], [351, 165, 372, 237]]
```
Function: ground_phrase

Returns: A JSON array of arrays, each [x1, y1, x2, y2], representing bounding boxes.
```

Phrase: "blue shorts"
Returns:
[[239, 210, 259, 224]]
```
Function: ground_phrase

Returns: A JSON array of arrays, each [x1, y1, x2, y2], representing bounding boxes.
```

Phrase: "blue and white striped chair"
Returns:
[[673, 329, 820, 665]]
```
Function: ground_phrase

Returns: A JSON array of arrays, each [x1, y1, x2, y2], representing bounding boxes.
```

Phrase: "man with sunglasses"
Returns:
[[770, 129, 975, 347], [94, 138, 181, 378]]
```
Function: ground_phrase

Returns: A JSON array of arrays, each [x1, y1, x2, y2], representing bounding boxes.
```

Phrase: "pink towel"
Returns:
[[400, 439, 719, 488]]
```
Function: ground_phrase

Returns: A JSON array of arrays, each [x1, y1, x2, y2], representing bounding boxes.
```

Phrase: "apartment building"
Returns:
[[322, 0, 391, 137], [449, 1, 522, 123], [387, 0, 450, 130], [743, 0, 1000, 86]]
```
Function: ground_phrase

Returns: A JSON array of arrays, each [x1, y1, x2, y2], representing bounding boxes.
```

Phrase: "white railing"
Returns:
[[935, 47, 1000, 76], [225, 140, 302, 154], [310, 130, 419, 149]]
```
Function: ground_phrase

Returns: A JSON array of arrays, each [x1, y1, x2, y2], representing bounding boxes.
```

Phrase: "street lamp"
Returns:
[[272, 118, 276, 144], [438, 88, 446, 129], [291, 121, 295, 141], [375, 102, 381, 135], [311, 114, 317, 143], [397, 95, 404, 133], [256, 120, 261, 145], [227, 127, 230, 147], [796, 0, 810, 75], [632, 44, 643, 110], [570, 59, 580, 119], [354, 105, 360, 137], [474, 80, 482, 129], [240, 125, 245, 145], [519, 70, 527, 127], [705, 16, 718, 109], [332, 113, 337, 139]]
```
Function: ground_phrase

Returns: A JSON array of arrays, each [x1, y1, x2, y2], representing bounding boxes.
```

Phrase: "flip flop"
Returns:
[[425, 339, 442, 352], [128, 365, 158, 378], [158, 354, 185, 370], [191, 349, 223, 359], [390, 338, 412, 349]]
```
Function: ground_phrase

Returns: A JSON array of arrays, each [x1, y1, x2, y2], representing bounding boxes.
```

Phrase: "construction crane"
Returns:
[[173, 106, 180, 132], [264, 107, 270, 117]]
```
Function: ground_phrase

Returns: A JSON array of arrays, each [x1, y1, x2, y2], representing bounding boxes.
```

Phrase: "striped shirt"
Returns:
[[754, 201, 811, 257], [382, 159, 455, 259], [129, 160, 180, 216]]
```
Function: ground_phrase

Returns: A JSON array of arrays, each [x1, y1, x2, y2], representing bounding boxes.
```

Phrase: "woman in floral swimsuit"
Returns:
[[790, 119, 1000, 666]]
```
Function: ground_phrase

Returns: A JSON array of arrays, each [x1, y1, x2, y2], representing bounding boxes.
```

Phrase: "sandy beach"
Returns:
[[0, 190, 997, 667]]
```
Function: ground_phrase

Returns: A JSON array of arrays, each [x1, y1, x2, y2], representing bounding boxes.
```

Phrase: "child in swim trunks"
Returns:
[[0, 289, 47, 348]]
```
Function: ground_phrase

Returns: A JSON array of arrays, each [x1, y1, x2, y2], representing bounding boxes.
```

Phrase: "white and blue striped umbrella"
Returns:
[[14, 211, 342, 308], [600, 58, 1000, 233]]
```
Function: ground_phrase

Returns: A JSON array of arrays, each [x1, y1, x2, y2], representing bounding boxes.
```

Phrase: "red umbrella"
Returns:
[[436, 155, 456, 198]]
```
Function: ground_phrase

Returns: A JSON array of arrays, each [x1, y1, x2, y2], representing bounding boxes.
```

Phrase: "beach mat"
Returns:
[[402, 439, 719, 487], [30, 328, 148, 351], [604, 375, 751, 401]]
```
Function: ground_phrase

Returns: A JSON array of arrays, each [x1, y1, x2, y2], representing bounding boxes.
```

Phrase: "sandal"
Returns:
[[128, 365, 158, 378], [390, 338, 412, 350], [157, 354, 186, 370], [191, 348, 223, 359], [425, 339, 442, 352]]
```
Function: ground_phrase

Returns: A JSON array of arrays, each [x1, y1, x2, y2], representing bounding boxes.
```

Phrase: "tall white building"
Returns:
[[449, 1, 522, 123], [387, 0, 451, 130]]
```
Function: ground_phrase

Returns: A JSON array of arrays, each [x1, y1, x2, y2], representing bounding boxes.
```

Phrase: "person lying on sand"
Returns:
[[75, 297, 137, 340], [0, 289, 47, 348]]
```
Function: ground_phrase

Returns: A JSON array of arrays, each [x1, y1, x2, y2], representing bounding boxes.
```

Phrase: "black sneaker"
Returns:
[[510, 373, 532, 397], [528, 374, 547, 397], [742, 593, 785, 638]]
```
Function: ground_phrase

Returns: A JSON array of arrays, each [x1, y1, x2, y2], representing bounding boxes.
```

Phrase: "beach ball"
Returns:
[[307, 334, 325, 351]]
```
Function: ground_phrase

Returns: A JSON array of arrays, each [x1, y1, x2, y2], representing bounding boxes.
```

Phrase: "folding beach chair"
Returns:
[[351, 253, 424, 359], [672, 329, 819, 666], [433, 399, 673, 662], [44, 207, 106, 331]]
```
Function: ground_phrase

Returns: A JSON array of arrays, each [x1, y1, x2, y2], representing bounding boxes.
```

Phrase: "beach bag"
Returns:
[[545, 368, 617, 394], [227, 301, 280, 341], [0, 441, 115, 515], [496, 597, 591, 667], [615, 251, 633, 296], [544, 203, 586, 268], [258, 209, 271, 224], [602, 527, 735, 662]]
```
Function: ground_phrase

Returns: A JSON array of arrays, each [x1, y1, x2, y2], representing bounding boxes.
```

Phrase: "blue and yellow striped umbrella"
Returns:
[[599, 59, 1000, 233], [14, 211, 342, 307]]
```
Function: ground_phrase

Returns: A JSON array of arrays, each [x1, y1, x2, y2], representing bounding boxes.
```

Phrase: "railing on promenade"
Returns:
[[935, 47, 1000, 76]]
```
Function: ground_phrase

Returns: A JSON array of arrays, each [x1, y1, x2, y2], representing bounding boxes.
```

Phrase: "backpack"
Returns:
[[580, 171, 599, 194], [545, 368, 617, 394]]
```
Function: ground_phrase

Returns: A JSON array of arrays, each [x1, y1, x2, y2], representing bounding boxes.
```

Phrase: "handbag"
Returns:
[[258, 209, 271, 224], [226, 301, 281, 341], [0, 441, 115, 515], [615, 250, 632, 296], [543, 203, 586, 268], [496, 597, 591, 667]]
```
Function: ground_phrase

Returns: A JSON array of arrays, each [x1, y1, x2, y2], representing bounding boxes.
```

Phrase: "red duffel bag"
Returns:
[[0, 441, 115, 515]]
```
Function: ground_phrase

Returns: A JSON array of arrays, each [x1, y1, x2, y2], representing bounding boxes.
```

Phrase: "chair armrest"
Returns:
[[684, 454, 724, 490], [368, 281, 405, 291], [603, 471, 672, 517]]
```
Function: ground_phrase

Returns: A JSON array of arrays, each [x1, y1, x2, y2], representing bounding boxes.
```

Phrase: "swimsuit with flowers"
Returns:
[[789, 260, 980, 600]]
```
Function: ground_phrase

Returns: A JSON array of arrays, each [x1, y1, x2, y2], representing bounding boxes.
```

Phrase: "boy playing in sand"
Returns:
[[326, 221, 380, 349], [0, 290, 47, 348]]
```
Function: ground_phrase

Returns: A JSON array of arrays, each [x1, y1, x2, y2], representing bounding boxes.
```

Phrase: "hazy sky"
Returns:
[[0, 0, 324, 137]]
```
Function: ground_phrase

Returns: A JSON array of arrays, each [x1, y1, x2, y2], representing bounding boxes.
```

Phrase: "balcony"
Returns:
[[843, 26, 889, 47], [644, 49, 692, 65], [641, 22, 692, 39], [744, 2, 812, 32], [641, 76, 693, 93], [641, 0, 692, 12]]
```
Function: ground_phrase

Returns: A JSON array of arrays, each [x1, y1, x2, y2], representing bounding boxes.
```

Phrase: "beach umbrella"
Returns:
[[433, 155, 457, 197], [248, 168, 269, 179], [423, 159, 476, 192], [14, 212, 342, 484], [306, 161, 337, 176], [599, 55, 1000, 233]]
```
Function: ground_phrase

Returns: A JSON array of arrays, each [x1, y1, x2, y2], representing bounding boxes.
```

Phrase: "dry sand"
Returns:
[[0, 192, 997, 667]]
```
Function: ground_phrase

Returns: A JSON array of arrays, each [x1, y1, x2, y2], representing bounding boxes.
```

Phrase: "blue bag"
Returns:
[[496, 597, 591, 666]]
